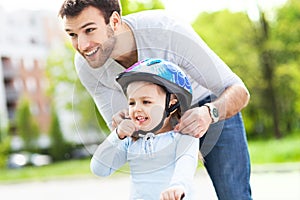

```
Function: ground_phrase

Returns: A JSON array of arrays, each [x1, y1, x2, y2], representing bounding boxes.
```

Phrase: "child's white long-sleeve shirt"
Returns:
[[91, 130, 199, 200]]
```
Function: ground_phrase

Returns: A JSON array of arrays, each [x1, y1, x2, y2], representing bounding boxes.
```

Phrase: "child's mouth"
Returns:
[[136, 116, 149, 124]]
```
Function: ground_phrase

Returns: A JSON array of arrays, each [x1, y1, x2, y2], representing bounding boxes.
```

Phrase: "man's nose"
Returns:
[[77, 35, 90, 51]]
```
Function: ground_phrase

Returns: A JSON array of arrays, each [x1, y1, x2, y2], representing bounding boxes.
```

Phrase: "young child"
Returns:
[[90, 58, 200, 200]]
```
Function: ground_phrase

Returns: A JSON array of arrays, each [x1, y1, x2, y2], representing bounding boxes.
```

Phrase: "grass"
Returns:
[[248, 134, 300, 164], [0, 159, 92, 183], [0, 135, 299, 183]]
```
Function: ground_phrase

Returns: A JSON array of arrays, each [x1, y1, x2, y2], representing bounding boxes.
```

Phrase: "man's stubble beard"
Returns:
[[86, 25, 116, 68]]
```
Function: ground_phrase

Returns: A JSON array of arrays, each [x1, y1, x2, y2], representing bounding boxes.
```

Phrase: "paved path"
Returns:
[[1, 164, 300, 199]]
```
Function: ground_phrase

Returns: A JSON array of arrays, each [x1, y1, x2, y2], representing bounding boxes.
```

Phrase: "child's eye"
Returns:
[[129, 101, 135, 106], [143, 100, 151, 104]]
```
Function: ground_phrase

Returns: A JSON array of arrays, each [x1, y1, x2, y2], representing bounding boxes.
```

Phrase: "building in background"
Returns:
[[0, 8, 65, 137]]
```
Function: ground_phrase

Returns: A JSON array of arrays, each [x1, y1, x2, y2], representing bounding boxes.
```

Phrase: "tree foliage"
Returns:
[[192, 10, 263, 138], [121, 0, 164, 15], [15, 97, 39, 151], [48, 106, 73, 161], [192, 0, 300, 139], [271, 0, 300, 134], [0, 136, 11, 168], [46, 42, 107, 136]]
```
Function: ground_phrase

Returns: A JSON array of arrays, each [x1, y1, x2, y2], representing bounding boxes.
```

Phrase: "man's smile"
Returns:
[[85, 47, 100, 57]]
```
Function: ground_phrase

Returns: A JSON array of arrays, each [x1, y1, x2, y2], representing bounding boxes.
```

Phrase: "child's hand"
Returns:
[[160, 186, 185, 200], [116, 119, 137, 139], [112, 109, 129, 129]]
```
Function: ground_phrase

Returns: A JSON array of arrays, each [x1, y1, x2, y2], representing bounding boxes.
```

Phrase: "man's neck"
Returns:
[[112, 22, 138, 68]]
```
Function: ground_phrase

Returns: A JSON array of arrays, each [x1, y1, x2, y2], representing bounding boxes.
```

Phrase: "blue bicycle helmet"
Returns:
[[116, 58, 192, 113]]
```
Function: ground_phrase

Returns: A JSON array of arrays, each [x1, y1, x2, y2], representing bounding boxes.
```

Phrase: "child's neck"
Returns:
[[155, 122, 173, 134]]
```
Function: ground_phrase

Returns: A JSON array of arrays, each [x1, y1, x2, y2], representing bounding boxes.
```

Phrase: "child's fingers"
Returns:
[[160, 187, 185, 200]]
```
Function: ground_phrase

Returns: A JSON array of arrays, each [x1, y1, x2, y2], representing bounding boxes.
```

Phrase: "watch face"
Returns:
[[212, 108, 219, 117]]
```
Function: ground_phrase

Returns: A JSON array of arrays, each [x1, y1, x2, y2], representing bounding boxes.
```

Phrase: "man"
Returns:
[[59, 0, 252, 199]]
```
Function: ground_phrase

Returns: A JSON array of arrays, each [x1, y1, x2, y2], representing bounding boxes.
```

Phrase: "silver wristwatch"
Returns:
[[204, 103, 219, 124]]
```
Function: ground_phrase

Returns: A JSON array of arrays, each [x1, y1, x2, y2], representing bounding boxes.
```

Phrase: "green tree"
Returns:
[[192, 10, 265, 138], [0, 119, 4, 143], [48, 107, 73, 161], [121, 0, 164, 15], [15, 97, 39, 151], [246, 0, 300, 138], [251, 10, 282, 138], [271, 0, 300, 134], [0, 113, 8, 143], [46, 42, 109, 136], [0, 136, 11, 168], [192, 1, 300, 139], [0, 120, 10, 168]]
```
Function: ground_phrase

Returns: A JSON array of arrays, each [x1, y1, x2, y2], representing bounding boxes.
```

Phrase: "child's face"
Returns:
[[127, 81, 166, 132]]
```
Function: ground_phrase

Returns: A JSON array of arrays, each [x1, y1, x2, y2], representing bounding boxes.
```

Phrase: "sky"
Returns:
[[0, 0, 288, 22]]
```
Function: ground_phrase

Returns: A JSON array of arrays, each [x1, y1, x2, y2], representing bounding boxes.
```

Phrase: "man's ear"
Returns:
[[109, 11, 121, 31]]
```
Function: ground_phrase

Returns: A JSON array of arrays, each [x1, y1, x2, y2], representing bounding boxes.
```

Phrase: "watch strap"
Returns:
[[204, 103, 219, 124]]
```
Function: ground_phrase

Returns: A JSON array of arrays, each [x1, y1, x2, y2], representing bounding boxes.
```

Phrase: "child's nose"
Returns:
[[134, 103, 143, 111]]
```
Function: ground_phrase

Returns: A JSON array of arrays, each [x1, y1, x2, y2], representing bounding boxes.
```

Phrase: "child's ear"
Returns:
[[168, 97, 179, 117], [169, 98, 178, 107]]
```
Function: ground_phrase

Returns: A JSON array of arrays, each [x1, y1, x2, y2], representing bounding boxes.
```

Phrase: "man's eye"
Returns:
[[86, 28, 95, 33], [68, 33, 76, 38]]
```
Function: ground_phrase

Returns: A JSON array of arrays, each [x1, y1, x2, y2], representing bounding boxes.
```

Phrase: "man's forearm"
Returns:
[[213, 84, 250, 120]]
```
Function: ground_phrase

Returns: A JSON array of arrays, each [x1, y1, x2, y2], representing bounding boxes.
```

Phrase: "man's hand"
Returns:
[[174, 106, 212, 138], [160, 186, 185, 200]]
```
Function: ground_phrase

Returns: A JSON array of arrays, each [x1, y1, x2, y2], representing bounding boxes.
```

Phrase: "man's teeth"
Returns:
[[85, 48, 98, 56]]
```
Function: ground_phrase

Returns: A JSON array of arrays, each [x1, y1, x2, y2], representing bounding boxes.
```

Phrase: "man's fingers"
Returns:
[[175, 119, 207, 138]]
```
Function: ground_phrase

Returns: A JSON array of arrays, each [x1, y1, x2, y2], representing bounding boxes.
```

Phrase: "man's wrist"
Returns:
[[203, 103, 219, 124]]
